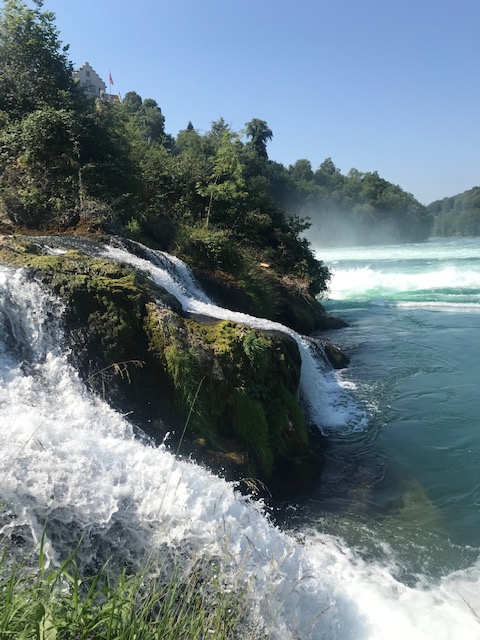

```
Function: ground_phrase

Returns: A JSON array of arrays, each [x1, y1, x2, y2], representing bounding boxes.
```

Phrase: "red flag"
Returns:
[[109, 71, 114, 85]]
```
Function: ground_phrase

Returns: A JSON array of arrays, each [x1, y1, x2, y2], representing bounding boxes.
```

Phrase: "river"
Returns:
[[0, 236, 479, 638]]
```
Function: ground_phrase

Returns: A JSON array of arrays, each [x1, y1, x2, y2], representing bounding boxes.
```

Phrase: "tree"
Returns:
[[317, 157, 338, 176], [0, 107, 77, 223], [137, 98, 165, 143], [347, 167, 364, 181], [196, 126, 247, 228], [121, 91, 142, 114], [289, 159, 314, 183], [430, 187, 480, 237], [121, 93, 165, 144], [208, 117, 229, 139], [314, 158, 344, 194], [245, 118, 273, 160], [0, 0, 81, 119]]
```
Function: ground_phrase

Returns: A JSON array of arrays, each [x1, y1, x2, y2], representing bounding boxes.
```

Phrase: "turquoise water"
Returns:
[[2, 237, 480, 637], [299, 237, 480, 583]]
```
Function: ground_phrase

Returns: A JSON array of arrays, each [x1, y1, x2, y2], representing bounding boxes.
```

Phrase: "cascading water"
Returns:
[[103, 239, 368, 432], [1, 238, 480, 639]]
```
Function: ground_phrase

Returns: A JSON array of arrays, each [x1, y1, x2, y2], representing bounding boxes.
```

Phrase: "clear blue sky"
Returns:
[[43, 0, 479, 204]]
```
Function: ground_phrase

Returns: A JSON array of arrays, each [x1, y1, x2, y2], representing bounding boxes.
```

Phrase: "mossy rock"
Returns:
[[191, 263, 344, 334], [0, 235, 324, 496], [145, 310, 311, 478]]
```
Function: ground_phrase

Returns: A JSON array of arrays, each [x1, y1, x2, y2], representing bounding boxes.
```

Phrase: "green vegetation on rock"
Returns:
[[146, 311, 308, 477], [0, 237, 318, 486]]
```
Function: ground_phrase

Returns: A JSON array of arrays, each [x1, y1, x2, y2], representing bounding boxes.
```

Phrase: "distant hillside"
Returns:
[[428, 186, 480, 236], [0, 0, 433, 254], [269, 159, 433, 247]]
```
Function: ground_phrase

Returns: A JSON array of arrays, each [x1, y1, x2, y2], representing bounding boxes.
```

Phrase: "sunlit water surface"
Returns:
[[290, 237, 480, 588], [1, 236, 480, 638]]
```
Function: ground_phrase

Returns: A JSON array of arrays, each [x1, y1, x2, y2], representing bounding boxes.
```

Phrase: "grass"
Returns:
[[0, 541, 261, 639], [0, 367, 264, 640], [0, 240, 312, 637]]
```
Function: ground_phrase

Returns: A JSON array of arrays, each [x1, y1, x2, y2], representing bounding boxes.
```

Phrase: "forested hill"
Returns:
[[428, 187, 480, 237], [0, 0, 333, 332], [0, 0, 431, 281], [269, 159, 433, 247]]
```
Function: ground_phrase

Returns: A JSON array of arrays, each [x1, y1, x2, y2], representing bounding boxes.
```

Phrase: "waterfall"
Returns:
[[103, 239, 368, 433], [1, 243, 479, 639]]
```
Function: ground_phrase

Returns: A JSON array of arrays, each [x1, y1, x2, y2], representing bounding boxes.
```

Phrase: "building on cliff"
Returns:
[[73, 62, 121, 103], [73, 61, 105, 98]]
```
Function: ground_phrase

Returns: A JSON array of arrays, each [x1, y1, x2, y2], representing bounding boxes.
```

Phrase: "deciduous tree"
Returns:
[[0, 0, 81, 119], [245, 118, 273, 160]]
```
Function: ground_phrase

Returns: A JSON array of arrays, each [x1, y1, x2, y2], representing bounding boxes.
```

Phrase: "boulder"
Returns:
[[323, 342, 351, 369], [0, 236, 324, 499]]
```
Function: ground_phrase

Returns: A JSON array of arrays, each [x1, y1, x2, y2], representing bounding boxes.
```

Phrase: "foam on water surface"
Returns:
[[2, 248, 480, 638], [103, 241, 369, 433]]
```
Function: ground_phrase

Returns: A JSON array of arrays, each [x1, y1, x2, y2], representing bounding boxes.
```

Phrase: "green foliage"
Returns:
[[0, 0, 330, 301], [276, 160, 433, 246], [244, 118, 273, 160], [196, 125, 247, 227], [82, 100, 139, 218], [230, 389, 273, 476], [242, 331, 268, 371], [125, 217, 141, 235], [121, 90, 142, 114], [0, 0, 81, 119], [289, 159, 314, 183], [178, 226, 240, 271], [0, 547, 254, 639], [121, 92, 166, 144], [429, 186, 480, 236], [0, 106, 81, 224]]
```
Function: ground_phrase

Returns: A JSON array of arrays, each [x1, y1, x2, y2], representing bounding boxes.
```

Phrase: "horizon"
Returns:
[[30, 0, 480, 205]]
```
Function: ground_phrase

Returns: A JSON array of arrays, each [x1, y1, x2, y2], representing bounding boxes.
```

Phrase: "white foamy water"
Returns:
[[317, 237, 480, 264], [1, 251, 480, 638], [103, 241, 368, 433], [318, 237, 480, 312], [328, 265, 480, 302]]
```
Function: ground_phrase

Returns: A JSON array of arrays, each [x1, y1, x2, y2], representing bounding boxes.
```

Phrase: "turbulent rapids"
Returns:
[[1, 238, 480, 639], [102, 239, 368, 432], [322, 236, 480, 311]]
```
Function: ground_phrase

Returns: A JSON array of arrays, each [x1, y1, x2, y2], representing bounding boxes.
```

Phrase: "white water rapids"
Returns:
[[1, 241, 479, 639], [102, 241, 367, 433]]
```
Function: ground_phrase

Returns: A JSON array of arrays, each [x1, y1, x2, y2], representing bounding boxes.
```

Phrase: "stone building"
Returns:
[[73, 61, 106, 99]]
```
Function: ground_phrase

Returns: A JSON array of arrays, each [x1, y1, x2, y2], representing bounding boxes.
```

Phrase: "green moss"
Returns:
[[145, 310, 307, 477], [0, 240, 151, 368], [0, 236, 312, 481], [282, 384, 308, 445], [230, 388, 273, 476], [145, 308, 223, 443]]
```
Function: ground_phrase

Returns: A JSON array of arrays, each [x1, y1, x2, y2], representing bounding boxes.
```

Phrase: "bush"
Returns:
[[177, 226, 240, 271]]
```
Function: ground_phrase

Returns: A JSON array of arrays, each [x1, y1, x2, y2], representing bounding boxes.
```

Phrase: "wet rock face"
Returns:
[[322, 342, 351, 369], [0, 235, 324, 499], [192, 265, 344, 335], [144, 309, 313, 480]]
